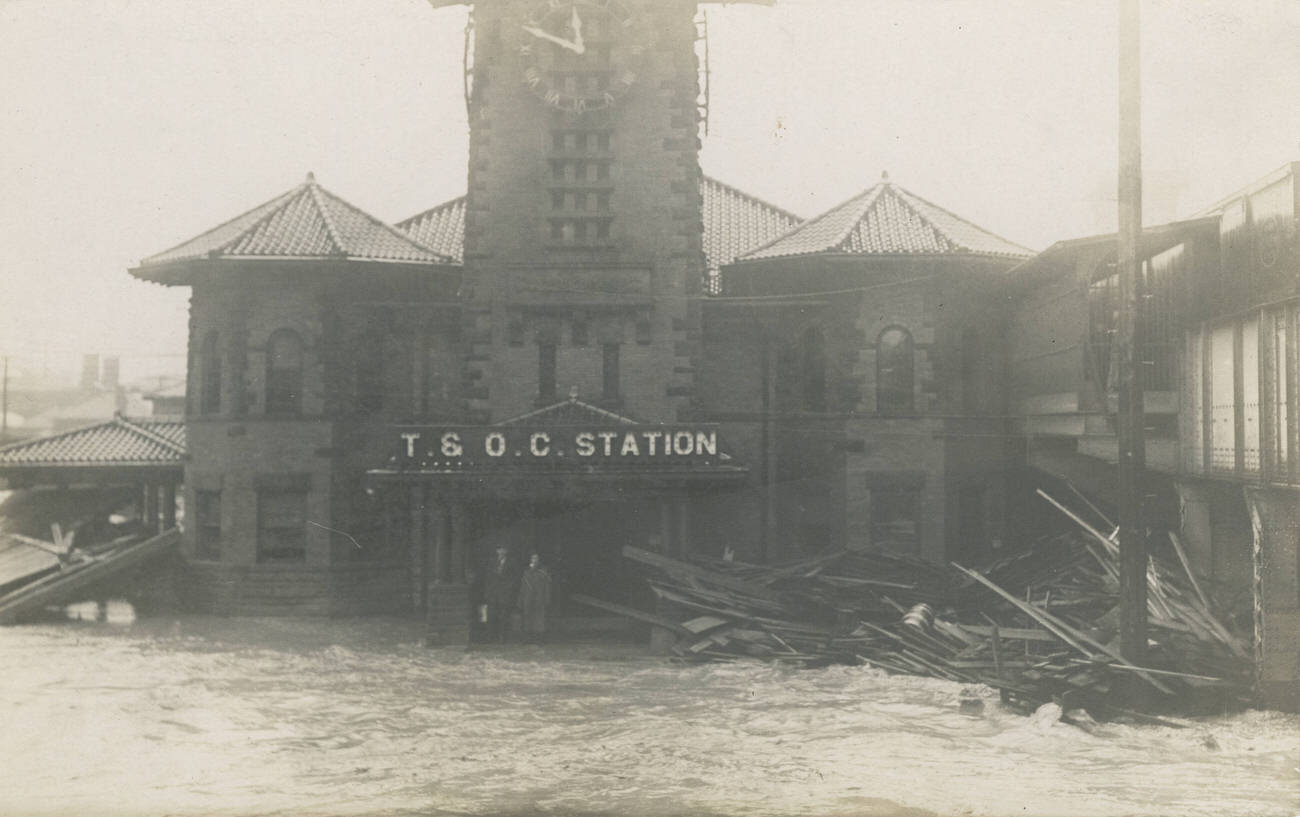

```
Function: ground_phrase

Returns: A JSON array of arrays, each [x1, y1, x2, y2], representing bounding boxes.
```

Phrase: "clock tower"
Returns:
[[461, 0, 708, 423]]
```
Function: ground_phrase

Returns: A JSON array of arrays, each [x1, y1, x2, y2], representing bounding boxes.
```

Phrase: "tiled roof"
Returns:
[[136, 174, 455, 272], [701, 177, 803, 272], [498, 395, 639, 426], [0, 416, 185, 468], [394, 176, 803, 271], [395, 196, 467, 263], [741, 173, 1033, 261]]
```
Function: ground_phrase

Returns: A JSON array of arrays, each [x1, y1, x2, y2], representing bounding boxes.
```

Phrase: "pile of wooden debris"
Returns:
[[580, 491, 1253, 720]]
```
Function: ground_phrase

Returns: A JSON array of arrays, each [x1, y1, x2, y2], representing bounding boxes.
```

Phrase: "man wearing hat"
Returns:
[[482, 544, 519, 643]]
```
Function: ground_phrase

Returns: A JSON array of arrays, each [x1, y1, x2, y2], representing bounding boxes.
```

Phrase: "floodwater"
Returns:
[[1, 610, 1296, 817]]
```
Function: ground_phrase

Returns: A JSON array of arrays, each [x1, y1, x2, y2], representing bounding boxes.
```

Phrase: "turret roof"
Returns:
[[740, 173, 1032, 261], [135, 173, 455, 278]]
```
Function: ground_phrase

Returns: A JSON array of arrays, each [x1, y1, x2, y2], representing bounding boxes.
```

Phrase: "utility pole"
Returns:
[[1, 355, 8, 444], [1117, 0, 1148, 668]]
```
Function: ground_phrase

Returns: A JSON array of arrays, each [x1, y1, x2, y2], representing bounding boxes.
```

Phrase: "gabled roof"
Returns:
[[134, 173, 455, 279], [394, 175, 803, 271], [497, 394, 639, 427], [740, 173, 1033, 261], [0, 416, 185, 469]]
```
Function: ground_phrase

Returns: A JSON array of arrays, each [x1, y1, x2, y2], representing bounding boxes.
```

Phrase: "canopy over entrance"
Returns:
[[365, 396, 748, 644], [368, 394, 747, 497]]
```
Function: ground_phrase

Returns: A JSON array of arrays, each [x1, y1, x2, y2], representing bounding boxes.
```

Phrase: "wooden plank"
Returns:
[[961, 625, 1060, 643], [623, 546, 782, 602], [0, 530, 180, 624], [1167, 531, 1213, 611], [1017, 392, 1081, 416], [569, 593, 695, 637], [953, 563, 1175, 695]]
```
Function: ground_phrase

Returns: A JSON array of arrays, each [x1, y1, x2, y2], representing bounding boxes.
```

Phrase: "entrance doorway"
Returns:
[[520, 500, 655, 617], [464, 497, 663, 641]]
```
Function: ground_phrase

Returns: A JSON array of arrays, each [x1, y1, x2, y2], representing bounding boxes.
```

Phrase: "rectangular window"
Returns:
[[1185, 329, 1204, 473], [257, 490, 307, 563], [602, 343, 620, 401], [355, 345, 385, 414], [1087, 269, 1118, 388], [1242, 316, 1261, 473], [1275, 309, 1290, 475], [200, 331, 222, 415], [1209, 323, 1236, 472], [1199, 307, 1299, 481], [265, 331, 304, 417], [538, 343, 557, 402], [195, 490, 221, 561], [870, 488, 921, 552]]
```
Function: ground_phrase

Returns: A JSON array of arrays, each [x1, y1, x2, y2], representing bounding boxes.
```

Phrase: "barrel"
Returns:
[[901, 603, 935, 631]]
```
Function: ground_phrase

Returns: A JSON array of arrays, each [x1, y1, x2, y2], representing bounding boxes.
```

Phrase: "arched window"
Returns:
[[602, 342, 621, 402], [800, 327, 827, 412], [199, 330, 221, 415], [876, 326, 914, 414], [538, 341, 557, 402], [354, 333, 386, 414], [961, 326, 981, 414], [265, 330, 303, 416]]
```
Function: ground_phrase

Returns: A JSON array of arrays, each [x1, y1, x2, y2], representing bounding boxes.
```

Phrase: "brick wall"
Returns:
[[702, 253, 1017, 562]]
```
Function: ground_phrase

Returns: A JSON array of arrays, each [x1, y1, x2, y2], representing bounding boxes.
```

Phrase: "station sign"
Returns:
[[391, 425, 721, 467]]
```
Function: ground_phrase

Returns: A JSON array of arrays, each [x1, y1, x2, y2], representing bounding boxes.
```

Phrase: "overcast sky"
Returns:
[[2, 0, 1298, 384]]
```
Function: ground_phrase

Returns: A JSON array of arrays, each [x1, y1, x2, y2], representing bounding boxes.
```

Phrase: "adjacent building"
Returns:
[[1005, 162, 1300, 711]]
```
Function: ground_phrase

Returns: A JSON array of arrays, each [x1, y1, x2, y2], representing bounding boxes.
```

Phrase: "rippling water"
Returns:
[[1, 613, 1296, 817]]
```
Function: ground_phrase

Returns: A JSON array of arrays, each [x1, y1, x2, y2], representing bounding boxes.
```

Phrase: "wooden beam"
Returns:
[[622, 545, 782, 602], [569, 594, 694, 637]]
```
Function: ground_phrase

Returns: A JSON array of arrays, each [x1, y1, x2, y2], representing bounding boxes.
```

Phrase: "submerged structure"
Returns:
[[83, 1, 1298, 709]]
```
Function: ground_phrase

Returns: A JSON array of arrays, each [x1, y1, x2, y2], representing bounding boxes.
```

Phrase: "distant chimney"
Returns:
[[101, 356, 120, 390], [80, 354, 100, 390]]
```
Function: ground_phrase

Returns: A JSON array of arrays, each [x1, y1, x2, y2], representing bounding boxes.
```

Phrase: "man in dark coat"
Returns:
[[483, 545, 518, 643], [516, 553, 552, 643]]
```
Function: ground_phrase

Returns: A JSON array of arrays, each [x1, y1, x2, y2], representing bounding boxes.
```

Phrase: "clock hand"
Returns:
[[522, 24, 585, 55], [569, 6, 584, 53]]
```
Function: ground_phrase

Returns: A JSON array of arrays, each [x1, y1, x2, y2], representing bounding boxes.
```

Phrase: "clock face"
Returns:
[[520, 0, 645, 113]]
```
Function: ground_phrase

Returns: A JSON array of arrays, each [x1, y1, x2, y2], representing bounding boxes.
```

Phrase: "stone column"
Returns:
[[409, 485, 426, 613], [675, 494, 690, 557], [658, 498, 675, 555], [426, 500, 471, 648], [163, 483, 177, 529], [142, 482, 157, 534]]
